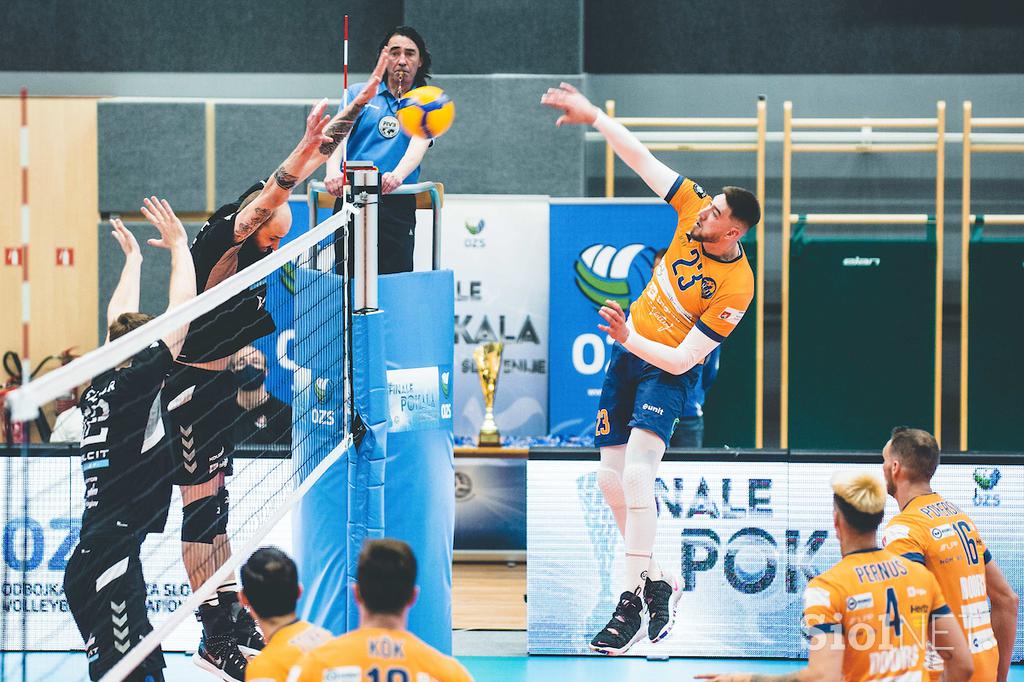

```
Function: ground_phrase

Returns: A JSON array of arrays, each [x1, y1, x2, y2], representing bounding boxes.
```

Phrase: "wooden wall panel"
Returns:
[[0, 97, 98, 404]]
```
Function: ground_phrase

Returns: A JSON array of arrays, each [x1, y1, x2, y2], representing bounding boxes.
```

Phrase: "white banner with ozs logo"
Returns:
[[425, 195, 550, 439], [527, 456, 1024, 658]]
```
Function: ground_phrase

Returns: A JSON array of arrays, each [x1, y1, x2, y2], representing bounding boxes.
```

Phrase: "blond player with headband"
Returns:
[[699, 472, 974, 682], [881, 426, 1019, 681], [542, 82, 759, 654]]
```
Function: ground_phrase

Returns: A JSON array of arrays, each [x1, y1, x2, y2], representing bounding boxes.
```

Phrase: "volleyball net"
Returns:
[[1, 193, 360, 681]]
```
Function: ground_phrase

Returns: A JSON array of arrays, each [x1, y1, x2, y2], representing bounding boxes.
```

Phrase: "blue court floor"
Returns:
[[2, 652, 1024, 681]]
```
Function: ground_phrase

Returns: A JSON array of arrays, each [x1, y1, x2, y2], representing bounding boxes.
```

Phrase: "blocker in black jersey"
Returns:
[[65, 533, 166, 681], [78, 339, 174, 535], [175, 182, 277, 365], [66, 339, 173, 681]]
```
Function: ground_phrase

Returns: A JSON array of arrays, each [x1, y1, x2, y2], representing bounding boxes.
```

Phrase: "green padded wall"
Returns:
[[703, 234, 758, 449], [788, 231, 935, 449], [967, 232, 1024, 451]]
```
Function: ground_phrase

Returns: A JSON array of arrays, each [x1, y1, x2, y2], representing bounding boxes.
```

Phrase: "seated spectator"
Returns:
[[230, 346, 291, 446]]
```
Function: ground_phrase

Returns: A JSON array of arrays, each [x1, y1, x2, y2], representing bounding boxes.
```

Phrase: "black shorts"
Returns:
[[64, 532, 164, 681], [163, 364, 238, 485]]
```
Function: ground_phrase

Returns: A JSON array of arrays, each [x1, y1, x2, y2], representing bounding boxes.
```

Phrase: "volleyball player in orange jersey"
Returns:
[[881, 427, 1019, 682], [698, 472, 973, 682], [542, 83, 758, 654], [290, 539, 473, 682]]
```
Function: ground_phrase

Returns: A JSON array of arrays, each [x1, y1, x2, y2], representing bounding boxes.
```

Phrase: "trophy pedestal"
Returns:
[[477, 411, 501, 447]]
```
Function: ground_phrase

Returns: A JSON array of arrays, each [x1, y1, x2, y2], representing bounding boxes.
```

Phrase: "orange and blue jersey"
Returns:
[[245, 620, 331, 682], [802, 547, 951, 681], [290, 627, 473, 682], [883, 493, 999, 681], [628, 176, 754, 349]]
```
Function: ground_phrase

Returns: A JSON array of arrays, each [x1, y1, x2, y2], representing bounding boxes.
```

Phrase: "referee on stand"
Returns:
[[64, 199, 195, 682]]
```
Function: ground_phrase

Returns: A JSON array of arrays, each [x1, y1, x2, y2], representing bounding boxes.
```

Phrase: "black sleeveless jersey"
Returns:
[[176, 182, 276, 363]]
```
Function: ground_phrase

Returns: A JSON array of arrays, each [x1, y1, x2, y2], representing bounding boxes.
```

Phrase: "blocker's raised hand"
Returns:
[[110, 217, 141, 262], [541, 82, 599, 127], [140, 196, 188, 250]]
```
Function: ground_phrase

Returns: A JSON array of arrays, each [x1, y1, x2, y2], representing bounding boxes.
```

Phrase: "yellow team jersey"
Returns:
[[246, 620, 332, 682], [628, 176, 754, 348], [882, 493, 999, 681], [291, 627, 473, 682], [802, 548, 951, 682]]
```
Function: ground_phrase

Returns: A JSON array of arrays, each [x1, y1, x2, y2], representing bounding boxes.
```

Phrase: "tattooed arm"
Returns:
[[231, 50, 388, 243], [318, 49, 388, 157]]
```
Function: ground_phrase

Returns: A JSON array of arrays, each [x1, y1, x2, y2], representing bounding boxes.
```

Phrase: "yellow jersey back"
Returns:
[[883, 492, 998, 681], [802, 548, 950, 681], [291, 627, 473, 682], [246, 620, 332, 682]]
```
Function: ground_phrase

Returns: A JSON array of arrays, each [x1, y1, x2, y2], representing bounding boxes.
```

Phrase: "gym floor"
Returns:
[[3, 564, 1023, 681]]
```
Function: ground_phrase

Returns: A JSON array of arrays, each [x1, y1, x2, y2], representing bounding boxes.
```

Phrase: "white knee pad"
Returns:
[[597, 467, 625, 510], [621, 462, 655, 511]]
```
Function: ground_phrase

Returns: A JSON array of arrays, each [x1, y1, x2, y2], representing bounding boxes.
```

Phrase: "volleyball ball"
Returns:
[[397, 86, 455, 139]]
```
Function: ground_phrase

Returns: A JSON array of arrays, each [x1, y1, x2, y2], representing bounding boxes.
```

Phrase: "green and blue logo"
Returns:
[[465, 218, 485, 235], [973, 467, 1001, 491], [573, 243, 656, 310], [313, 377, 332, 403]]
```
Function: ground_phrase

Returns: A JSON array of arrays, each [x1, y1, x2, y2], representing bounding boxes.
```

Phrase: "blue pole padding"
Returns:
[[379, 271, 456, 654], [345, 310, 390, 632], [291, 267, 350, 631]]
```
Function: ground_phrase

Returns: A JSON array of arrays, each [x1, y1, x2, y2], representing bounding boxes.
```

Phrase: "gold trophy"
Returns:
[[473, 341, 503, 446]]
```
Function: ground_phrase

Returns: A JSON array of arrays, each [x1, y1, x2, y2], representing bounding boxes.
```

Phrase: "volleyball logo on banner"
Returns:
[[440, 196, 550, 439], [548, 202, 676, 439]]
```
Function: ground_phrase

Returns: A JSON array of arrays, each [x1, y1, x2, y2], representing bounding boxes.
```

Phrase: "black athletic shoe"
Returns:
[[644, 574, 681, 643], [191, 633, 248, 682], [220, 592, 265, 657], [589, 590, 645, 655]]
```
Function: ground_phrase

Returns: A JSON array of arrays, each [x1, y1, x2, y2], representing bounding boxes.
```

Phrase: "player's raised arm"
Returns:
[[542, 82, 677, 199], [985, 559, 1020, 682], [105, 218, 143, 343], [233, 49, 389, 243], [140, 196, 196, 358], [598, 299, 719, 376]]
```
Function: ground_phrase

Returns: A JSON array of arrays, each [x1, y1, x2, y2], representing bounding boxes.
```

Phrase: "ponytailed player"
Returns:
[[64, 201, 196, 682], [542, 83, 759, 654], [881, 427, 1019, 681], [162, 52, 388, 681]]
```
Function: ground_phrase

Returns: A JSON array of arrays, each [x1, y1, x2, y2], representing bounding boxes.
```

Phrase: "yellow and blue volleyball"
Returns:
[[397, 86, 455, 139]]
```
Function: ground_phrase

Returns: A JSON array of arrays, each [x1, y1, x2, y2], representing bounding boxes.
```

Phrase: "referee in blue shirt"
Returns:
[[325, 26, 433, 274]]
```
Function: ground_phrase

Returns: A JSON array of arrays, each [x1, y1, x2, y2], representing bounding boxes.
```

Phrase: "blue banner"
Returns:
[[547, 201, 676, 439], [379, 271, 456, 655], [454, 458, 526, 551]]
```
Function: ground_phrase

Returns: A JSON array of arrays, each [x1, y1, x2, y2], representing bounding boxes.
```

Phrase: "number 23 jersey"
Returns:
[[628, 176, 754, 349]]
